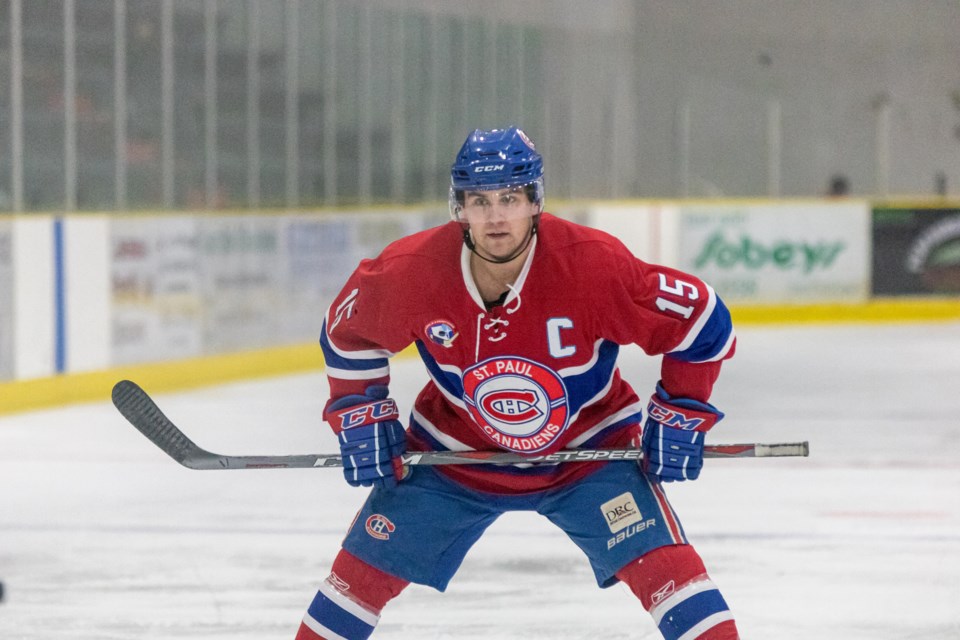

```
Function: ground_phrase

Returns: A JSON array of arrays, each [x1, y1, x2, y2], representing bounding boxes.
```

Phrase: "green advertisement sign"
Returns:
[[677, 202, 870, 303]]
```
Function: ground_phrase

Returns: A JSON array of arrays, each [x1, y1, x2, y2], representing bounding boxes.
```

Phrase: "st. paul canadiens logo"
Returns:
[[462, 356, 569, 453]]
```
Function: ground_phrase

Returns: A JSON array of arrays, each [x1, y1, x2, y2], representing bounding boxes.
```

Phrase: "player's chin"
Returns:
[[479, 240, 520, 261]]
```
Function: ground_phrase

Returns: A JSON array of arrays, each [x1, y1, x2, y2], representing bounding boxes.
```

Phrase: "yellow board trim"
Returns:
[[0, 301, 957, 416], [732, 298, 960, 325], [0, 343, 322, 416], [0, 342, 423, 416]]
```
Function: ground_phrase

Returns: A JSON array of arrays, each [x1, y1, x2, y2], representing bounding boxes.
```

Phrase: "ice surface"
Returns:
[[1, 322, 959, 639]]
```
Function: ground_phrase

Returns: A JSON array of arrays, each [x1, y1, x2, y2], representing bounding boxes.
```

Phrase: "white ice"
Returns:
[[1, 322, 959, 639]]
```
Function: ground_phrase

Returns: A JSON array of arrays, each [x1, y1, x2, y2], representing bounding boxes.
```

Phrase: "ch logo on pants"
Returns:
[[365, 514, 396, 540]]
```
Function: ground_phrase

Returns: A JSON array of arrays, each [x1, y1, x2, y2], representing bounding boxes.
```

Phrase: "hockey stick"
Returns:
[[112, 379, 809, 470]]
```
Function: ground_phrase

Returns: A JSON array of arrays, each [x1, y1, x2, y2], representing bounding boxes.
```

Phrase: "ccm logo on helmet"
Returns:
[[474, 165, 504, 172]]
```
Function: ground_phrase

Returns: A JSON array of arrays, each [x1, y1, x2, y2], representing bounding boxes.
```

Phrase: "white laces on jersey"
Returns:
[[474, 284, 523, 360], [475, 313, 508, 359], [484, 317, 509, 342], [504, 282, 522, 314]]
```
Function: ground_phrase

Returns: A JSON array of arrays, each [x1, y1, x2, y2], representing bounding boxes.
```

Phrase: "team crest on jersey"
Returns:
[[424, 319, 459, 348], [462, 356, 569, 453]]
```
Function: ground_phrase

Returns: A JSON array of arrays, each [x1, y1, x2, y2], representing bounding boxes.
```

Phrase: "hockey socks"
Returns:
[[297, 578, 379, 640], [616, 544, 739, 640], [296, 549, 408, 640], [296, 545, 736, 639]]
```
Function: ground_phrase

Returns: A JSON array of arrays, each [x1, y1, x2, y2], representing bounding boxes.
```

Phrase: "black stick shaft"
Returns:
[[112, 380, 809, 470]]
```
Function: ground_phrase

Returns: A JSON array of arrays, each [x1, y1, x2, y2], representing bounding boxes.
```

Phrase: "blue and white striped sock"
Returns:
[[299, 580, 380, 640], [650, 577, 734, 640]]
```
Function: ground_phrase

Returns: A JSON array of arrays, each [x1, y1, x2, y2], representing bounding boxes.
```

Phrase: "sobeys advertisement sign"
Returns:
[[677, 202, 870, 303]]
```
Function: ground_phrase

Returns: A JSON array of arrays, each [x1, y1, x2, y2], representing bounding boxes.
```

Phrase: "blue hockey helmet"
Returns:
[[449, 126, 544, 221]]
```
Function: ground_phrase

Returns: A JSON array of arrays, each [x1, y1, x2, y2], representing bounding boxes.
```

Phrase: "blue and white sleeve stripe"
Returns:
[[320, 318, 394, 382], [668, 286, 736, 363]]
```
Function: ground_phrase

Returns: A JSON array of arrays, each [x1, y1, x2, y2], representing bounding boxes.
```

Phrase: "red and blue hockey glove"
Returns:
[[641, 382, 724, 483], [325, 385, 407, 489]]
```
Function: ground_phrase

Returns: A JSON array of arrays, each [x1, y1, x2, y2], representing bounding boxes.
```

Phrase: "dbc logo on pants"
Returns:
[[600, 492, 642, 533]]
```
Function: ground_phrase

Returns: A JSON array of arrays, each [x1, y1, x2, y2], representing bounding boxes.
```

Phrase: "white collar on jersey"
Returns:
[[460, 234, 537, 313]]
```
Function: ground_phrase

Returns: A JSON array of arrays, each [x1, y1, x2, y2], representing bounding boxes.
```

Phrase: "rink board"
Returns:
[[1, 201, 958, 413]]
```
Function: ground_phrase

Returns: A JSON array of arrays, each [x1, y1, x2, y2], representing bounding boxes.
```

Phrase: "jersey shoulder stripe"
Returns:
[[415, 341, 466, 407], [559, 339, 620, 417]]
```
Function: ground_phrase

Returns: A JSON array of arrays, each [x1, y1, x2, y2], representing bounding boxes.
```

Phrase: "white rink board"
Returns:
[[0, 219, 13, 379], [10, 216, 56, 380], [64, 216, 113, 373]]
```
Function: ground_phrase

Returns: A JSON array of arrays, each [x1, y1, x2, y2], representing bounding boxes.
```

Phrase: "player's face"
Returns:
[[461, 187, 538, 261]]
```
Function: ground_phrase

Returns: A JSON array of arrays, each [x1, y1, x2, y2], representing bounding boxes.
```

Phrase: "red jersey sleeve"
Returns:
[[594, 240, 736, 401], [319, 256, 416, 400]]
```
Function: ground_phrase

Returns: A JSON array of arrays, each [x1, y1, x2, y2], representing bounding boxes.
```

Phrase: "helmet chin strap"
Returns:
[[462, 215, 540, 265]]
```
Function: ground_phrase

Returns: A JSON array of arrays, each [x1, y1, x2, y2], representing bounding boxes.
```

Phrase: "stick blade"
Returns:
[[112, 380, 214, 469]]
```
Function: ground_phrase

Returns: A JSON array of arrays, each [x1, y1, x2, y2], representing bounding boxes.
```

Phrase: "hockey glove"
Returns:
[[325, 385, 407, 489], [641, 382, 724, 483]]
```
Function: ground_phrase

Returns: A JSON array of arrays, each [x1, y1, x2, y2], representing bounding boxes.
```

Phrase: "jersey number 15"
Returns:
[[655, 273, 698, 319]]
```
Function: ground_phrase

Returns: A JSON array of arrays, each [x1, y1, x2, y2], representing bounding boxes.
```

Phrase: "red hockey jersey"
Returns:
[[320, 213, 736, 494]]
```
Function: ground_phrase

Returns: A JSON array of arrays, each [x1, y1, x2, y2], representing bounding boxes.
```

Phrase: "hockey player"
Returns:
[[296, 127, 740, 639]]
